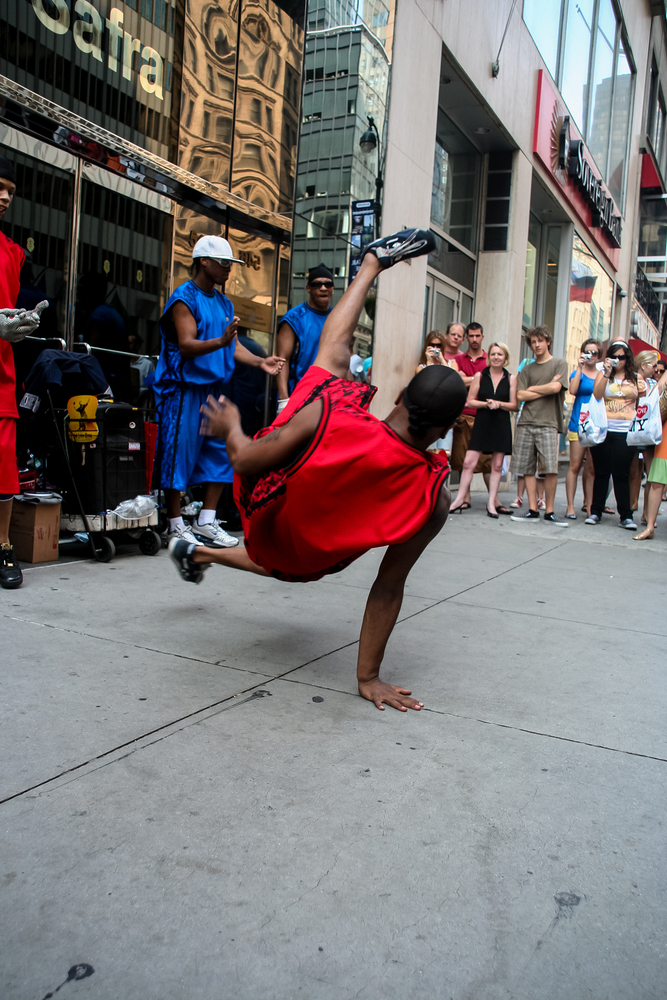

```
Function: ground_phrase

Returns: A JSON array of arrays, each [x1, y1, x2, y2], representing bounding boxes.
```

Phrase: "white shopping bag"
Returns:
[[627, 387, 663, 447], [578, 394, 607, 446]]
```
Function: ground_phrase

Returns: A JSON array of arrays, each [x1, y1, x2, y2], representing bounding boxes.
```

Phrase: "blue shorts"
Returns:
[[154, 381, 233, 490]]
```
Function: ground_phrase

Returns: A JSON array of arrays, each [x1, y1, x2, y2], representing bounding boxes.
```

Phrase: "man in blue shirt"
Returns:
[[276, 264, 334, 411], [154, 235, 284, 547]]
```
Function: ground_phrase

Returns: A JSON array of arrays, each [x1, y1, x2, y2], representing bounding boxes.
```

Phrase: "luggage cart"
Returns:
[[48, 396, 163, 562]]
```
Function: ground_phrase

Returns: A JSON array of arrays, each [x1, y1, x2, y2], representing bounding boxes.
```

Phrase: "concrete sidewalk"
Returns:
[[2, 484, 666, 1000]]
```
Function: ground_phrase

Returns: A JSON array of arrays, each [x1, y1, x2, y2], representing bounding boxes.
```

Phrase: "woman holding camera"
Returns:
[[416, 328, 461, 374], [565, 338, 601, 518], [449, 342, 517, 516], [630, 350, 660, 518], [634, 366, 667, 539], [586, 341, 646, 529]]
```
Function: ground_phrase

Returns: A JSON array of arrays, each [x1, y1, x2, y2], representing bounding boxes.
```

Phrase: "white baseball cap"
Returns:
[[192, 235, 243, 263]]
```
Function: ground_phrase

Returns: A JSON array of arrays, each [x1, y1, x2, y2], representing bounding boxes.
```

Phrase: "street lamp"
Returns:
[[359, 115, 383, 233]]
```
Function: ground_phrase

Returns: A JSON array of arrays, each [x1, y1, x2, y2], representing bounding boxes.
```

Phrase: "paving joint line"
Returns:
[[278, 675, 667, 763], [443, 600, 667, 637]]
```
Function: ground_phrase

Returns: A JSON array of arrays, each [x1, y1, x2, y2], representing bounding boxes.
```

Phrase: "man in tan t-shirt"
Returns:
[[511, 325, 568, 525]]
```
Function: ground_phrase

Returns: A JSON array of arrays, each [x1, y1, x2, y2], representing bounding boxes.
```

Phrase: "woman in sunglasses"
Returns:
[[586, 341, 647, 529], [415, 329, 461, 374], [565, 338, 601, 518], [630, 350, 661, 518]]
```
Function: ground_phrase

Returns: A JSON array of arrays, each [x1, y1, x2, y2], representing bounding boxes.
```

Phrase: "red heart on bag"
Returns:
[[580, 410, 589, 422], [636, 404, 648, 420]]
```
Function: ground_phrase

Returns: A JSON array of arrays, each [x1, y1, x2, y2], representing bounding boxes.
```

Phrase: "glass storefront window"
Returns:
[[226, 228, 277, 355], [179, 0, 238, 187], [560, 0, 594, 136], [75, 177, 173, 402], [523, 214, 541, 328], [231, 0, 303, 215], [522, 0, 562, 80], [608, 40, 632, 208], [430, 109, 480, 253], [1, 0, 180, 163], [523, 0, 635, 211], [587, 0, 616, 176], [566, 234, 613, 376]]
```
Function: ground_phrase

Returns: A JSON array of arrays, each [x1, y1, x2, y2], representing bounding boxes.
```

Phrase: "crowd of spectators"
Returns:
[[418, 321, 667, 538]]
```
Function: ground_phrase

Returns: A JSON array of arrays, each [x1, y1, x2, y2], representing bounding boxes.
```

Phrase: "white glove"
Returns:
[[0, 300, 49, 343], [276, 397, 290, 413]]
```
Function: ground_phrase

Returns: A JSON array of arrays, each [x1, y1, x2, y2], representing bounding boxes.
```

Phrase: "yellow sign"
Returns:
[[227, 295, 272, 334], [67, 395, 99, 443]]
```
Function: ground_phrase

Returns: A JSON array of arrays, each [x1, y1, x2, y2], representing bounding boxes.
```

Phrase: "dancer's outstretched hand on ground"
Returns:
[[358, 677, 424, 712], [200, 394, 240, 439]]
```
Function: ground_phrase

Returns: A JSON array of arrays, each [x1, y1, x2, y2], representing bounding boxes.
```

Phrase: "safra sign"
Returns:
[[31, 0, 164, 100]]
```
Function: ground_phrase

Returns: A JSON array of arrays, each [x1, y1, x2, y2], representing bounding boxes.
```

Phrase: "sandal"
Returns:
[[604, 506, 615, 514], [495, 505, 511, 515], [633, 529, 654, 540], [565, 513, 577, 519]]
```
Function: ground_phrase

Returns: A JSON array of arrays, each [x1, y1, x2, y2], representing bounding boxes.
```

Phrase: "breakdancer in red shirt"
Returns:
[[170, 229, 467, 711]]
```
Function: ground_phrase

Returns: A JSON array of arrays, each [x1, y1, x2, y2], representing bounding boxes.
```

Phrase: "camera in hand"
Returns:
[[608, 357, 619, 367]]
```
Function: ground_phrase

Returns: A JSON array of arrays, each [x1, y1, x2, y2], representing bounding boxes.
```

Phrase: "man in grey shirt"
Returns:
[[511, 325, 568, 525]]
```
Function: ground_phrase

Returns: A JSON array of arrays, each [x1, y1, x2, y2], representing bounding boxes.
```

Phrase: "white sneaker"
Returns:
[[537, 498, 546, 510], [510, 497, 523, 508], [192, 519, 239, 548], [167, 522, 204, 546]]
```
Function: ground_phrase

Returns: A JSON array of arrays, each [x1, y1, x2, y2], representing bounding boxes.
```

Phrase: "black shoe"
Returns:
[[486, 508, 499, 519], [543, 512, 569, 526], [361, 228, 436, 269], [168, 537, 209, 584], [0, 544, 23, 589], [510, 509, 540, 522]]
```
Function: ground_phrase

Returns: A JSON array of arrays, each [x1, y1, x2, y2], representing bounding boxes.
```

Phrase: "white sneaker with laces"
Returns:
[[192, 519, 240, 548], [167, 522, 204, 546], [537, 498, 546, 510], [510, 497, 522, 508]]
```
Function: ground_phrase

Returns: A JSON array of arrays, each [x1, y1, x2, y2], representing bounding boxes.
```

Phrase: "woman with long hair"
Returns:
[[449, 342, 517, 516], [586, 341, 646, 529], [634, 367, 667, 539], [565, 338, 601, 518], [416, 325, 462, 374], [630, 350, 660, 520]]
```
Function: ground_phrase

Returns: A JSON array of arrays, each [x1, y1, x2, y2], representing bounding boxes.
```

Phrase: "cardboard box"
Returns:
[[9, 499, 61, 564]]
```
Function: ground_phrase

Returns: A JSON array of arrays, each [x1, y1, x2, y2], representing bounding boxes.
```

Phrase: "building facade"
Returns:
[[371, 0, 663, 420], [289, 0, 391, 355], [0, 0, 305, 396]]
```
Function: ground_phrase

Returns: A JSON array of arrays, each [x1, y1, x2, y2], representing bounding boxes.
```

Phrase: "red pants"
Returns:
[[0, 417, 19, 497]]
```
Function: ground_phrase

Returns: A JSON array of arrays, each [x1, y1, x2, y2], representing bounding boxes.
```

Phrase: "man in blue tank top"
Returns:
[[154, 235, 285, 548], [275, 263, 334, 411]]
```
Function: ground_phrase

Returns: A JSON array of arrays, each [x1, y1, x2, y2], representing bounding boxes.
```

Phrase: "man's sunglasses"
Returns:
[[310, 280, 334, 289]]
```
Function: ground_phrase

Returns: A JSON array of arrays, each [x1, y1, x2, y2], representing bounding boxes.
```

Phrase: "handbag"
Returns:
[[578, 393, 607, 446], [627, 387, 663, 447]]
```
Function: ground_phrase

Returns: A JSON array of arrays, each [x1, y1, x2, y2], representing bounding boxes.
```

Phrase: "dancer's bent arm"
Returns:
[[357, 486, 451, 712], [200, 394, 322, 476]]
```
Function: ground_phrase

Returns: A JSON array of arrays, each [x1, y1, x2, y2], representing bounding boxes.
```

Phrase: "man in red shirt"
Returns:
[[169, 228, 469, 712], [450, 321, 491, 506], [0, 155, 47, 589]]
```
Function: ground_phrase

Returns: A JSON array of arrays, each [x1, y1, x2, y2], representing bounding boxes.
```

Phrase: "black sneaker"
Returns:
[[168, 537, 209, 584], [544, 512, 569, 526], [0, 544, 23, 589], [510, 509, 540, 522], [361, 228, 436, 269]]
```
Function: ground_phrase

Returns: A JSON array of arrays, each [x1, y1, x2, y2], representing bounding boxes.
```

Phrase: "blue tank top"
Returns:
[[154, 281, 236, 387], [281, 301, 331, 392], [568, 370, 596, 431]]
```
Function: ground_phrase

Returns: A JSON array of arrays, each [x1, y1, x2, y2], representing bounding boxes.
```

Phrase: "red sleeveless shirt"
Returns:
[[234, 367, 449, 582]]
